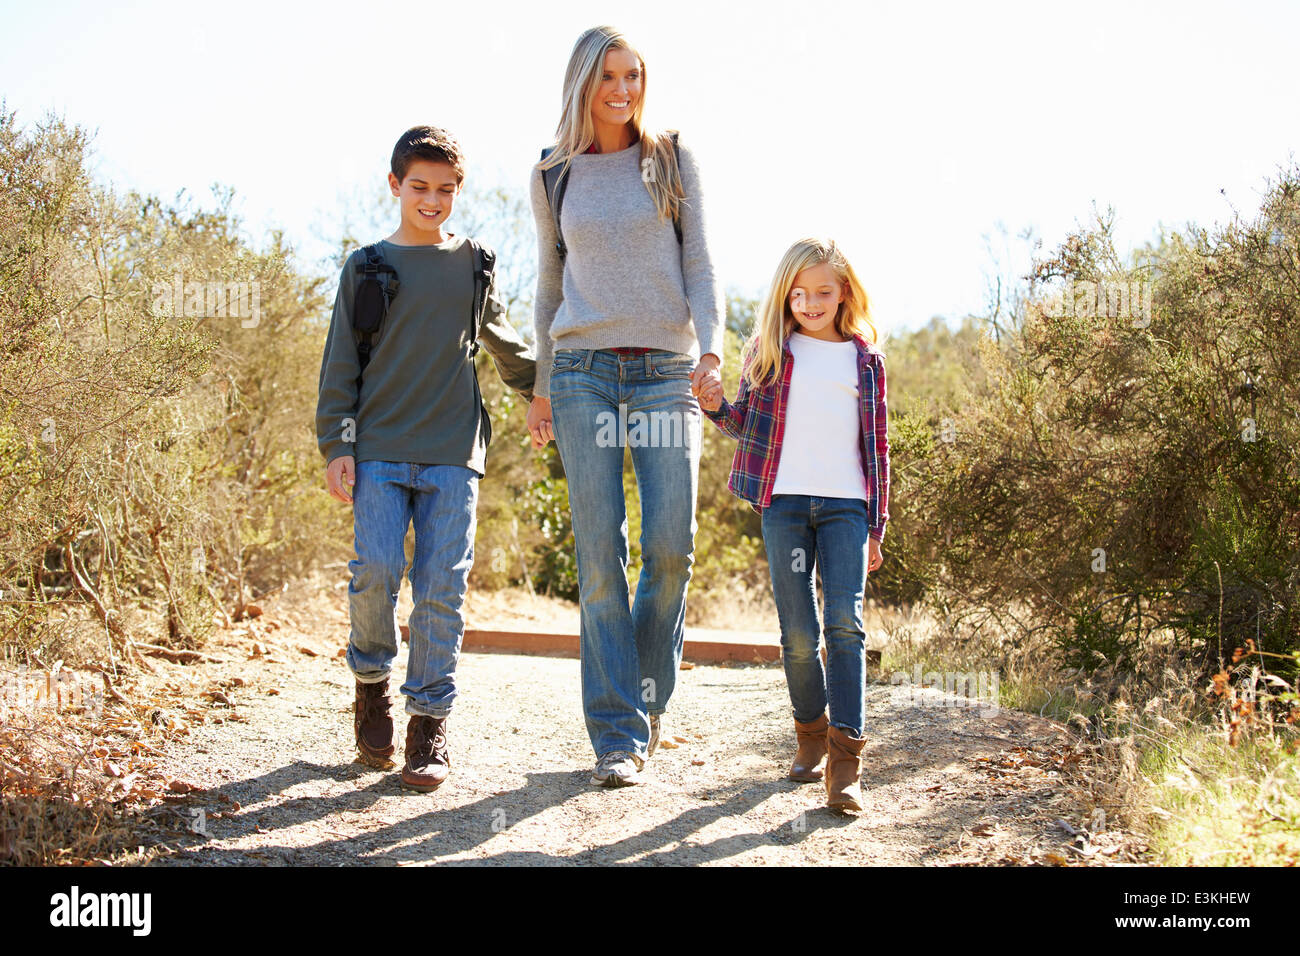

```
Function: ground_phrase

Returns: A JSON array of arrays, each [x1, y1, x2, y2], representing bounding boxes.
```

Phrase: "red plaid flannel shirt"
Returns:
[[703, 333, 890, 542]]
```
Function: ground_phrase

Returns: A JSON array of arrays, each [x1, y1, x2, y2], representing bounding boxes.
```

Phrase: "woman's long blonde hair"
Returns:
[[538, 25, 683, 226], [743, 238, 878, 388]]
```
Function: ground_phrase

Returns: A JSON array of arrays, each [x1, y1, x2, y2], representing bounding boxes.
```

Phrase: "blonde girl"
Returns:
[[697, 238, 889, 811]]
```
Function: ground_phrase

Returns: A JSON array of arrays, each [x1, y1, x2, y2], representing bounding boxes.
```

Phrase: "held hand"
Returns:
[[691, 353, 722, 410], [326, 455, 356, 504], [527, 396, 554, 449], [866, 538, 883, 575], [690, 353, 720, 395], [695, 367, 724, 412]]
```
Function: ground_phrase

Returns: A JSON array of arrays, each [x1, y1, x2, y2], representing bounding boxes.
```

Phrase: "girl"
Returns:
[[524, 26, 724, 787], [696, 238, 889, 811]]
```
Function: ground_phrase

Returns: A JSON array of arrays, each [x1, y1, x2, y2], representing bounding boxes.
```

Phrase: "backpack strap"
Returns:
[[540, 146, 569, 261], [353, 243, 399, 382], [669, 131, 683, 246], [357, 243, 400, 299], [467, 238, 496, 357]]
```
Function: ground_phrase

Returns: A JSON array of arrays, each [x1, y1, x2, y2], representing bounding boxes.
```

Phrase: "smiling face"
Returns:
[[388, 159, 460, 242], [589, 46, 642, 133], [788, 262, 848, 341]]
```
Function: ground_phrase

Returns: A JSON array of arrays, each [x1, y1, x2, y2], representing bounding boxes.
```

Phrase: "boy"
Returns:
[[316, 126, 536, 791]]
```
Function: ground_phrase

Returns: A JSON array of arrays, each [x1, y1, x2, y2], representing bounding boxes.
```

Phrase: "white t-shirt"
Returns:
[[771, 332, 867, 501]]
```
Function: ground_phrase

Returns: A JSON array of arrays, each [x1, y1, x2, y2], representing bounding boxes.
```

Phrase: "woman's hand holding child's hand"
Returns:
[[693, 366, 724, 412], [690, 354, 724, 412]]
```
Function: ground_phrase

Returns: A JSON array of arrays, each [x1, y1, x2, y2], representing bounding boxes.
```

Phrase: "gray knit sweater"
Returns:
[[528, 136, 723, 399]]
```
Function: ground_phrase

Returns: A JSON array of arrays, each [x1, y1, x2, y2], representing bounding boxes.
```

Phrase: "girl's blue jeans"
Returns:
[[760, 494, 870, 738], [548, 348, 702, 761], [346, 460, 478, 718]]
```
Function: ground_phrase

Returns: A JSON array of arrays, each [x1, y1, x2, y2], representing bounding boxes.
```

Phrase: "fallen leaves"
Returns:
[[975, 743, 1082, 780], [247, 640, 287, 664], [203, 690, 235, 708]]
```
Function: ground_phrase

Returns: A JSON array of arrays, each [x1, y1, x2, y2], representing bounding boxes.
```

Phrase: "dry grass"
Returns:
[[874, 603, 1300, 865], [1109, 646, 1300, 866], [0, 658, 220, 866], [1135, 723, 1299, 865], [0, 718, 135, 865]]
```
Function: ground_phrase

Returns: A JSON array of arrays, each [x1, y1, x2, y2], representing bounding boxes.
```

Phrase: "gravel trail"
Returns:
[[139, 588, 1093, 866]]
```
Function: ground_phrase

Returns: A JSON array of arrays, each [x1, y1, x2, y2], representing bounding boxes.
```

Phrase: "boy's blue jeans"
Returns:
[[548, 348, 702, 761], [760, 494, 870, 738], [346, 460, 478, 718]]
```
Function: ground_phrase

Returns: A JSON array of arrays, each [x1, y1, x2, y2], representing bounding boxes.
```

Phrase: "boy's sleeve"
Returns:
[[868, 354, 890, 543], [478, 268, 536, 402], [529, 163, 564, 400], [316, 253, 361, 464]]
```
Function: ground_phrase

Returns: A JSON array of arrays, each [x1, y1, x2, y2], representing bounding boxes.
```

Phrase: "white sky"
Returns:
[[3, 0, 1298, 335]]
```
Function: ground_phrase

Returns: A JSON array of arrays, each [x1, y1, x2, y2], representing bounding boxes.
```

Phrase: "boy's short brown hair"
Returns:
[[391, 126, 466, 185]]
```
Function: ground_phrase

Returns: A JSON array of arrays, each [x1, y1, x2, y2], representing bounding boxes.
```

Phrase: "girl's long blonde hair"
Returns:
[[743, 238, 878, 389], [538, 25, 684, 226]]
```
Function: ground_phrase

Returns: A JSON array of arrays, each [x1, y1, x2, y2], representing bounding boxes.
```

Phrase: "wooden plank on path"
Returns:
[[461, 628, 783, 664]]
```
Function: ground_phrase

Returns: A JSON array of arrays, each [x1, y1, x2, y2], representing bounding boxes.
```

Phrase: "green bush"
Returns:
[[895, 172, 1300, 682], [0, 108, 342, 660]]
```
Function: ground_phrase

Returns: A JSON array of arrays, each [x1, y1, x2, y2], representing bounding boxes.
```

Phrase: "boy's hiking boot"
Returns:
[[401, 715, 450, 792], [354, 678, 395, 766], [789, 712, 829, 782], [590, 751, 642, 787], [825, 725, 867, 811]]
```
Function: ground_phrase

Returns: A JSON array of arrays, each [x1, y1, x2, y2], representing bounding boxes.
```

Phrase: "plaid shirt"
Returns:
[[703, 333, 890, 542]]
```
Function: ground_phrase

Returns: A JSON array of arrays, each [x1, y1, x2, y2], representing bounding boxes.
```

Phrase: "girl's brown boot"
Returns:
[[789, 712, 829, 782], [825, 725, 866, 811]]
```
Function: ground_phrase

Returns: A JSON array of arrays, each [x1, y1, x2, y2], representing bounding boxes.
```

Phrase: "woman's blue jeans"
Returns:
[[346, 460, 478, 718], [760, 494, 870, 737], [548, 348, 702, 761]]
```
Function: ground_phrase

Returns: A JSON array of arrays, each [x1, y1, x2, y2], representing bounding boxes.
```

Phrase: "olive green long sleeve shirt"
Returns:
[[315, 235, 536, 476]]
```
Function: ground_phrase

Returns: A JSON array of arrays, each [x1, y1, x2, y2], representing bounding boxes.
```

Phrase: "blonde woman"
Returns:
[[525, 25, 723, 787], [696, 238, 890, 812]]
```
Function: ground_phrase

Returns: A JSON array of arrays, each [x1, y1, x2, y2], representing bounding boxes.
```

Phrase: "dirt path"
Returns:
[[133, 585, 1120, 866]]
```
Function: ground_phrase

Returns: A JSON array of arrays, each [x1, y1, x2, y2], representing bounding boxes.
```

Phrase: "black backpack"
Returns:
[[540, 131, 683, 261], [351, 238, 497, 388]]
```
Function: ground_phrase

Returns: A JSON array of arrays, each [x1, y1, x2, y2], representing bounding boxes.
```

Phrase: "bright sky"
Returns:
[[3, 0, 1298, 336]]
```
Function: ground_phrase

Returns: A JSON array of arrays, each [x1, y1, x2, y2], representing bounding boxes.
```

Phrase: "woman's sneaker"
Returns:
[[591, 751, 643, 787]]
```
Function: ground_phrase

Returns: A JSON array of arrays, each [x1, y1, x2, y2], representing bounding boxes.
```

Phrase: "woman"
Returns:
[[525, 25, 723, 787]]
